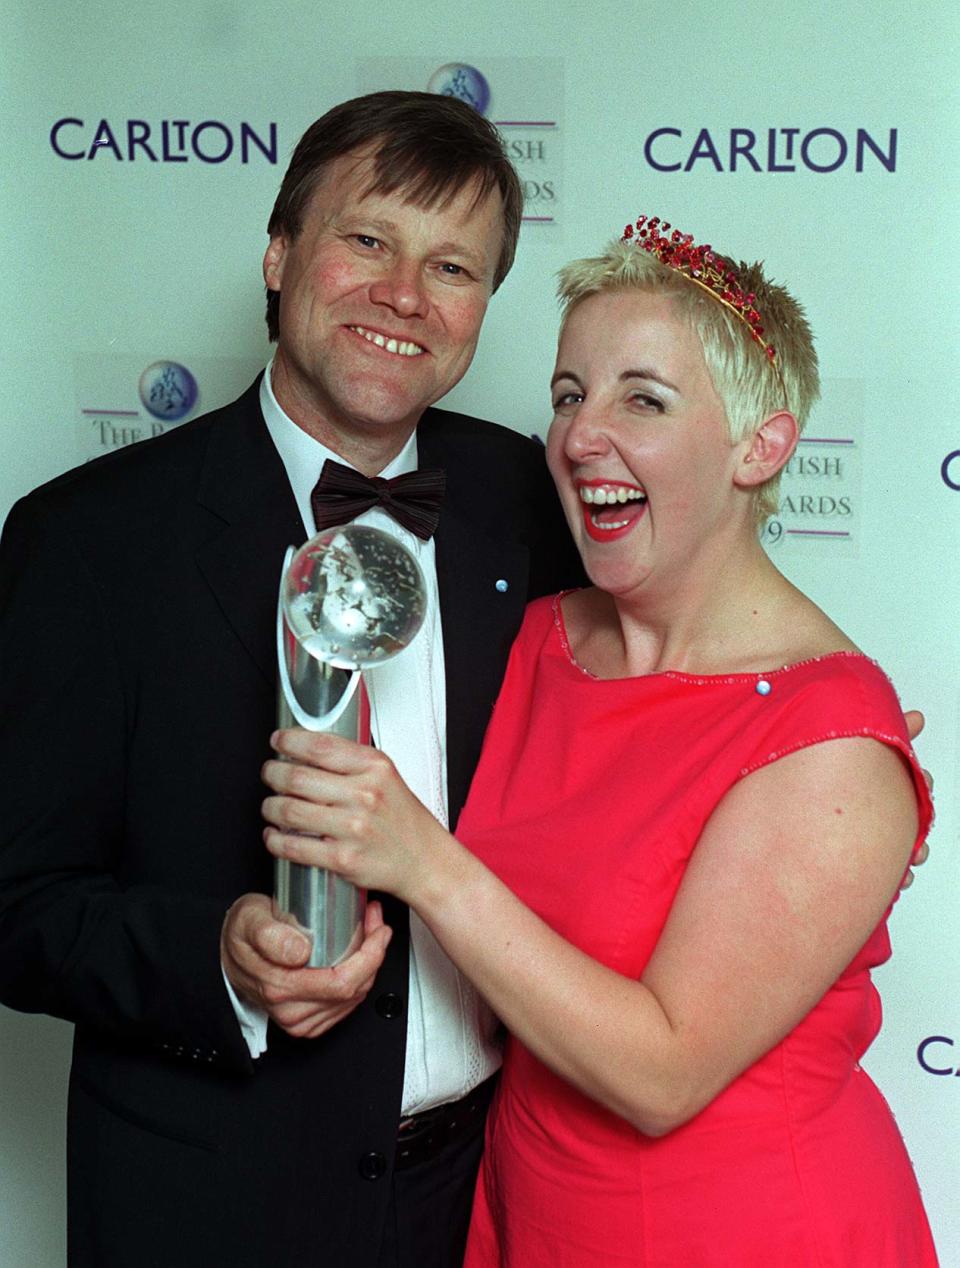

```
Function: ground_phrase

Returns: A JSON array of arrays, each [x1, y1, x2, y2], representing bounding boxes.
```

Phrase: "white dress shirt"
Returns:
[[226, 362, 501, 1114]]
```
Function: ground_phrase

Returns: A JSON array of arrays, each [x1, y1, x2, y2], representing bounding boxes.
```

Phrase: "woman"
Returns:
[[263, 216, 938, 1265]]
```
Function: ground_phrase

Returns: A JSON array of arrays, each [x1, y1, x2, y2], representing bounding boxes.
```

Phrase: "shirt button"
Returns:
[[358, 1151, 388, 1181], [375, 992, 404, 1020]]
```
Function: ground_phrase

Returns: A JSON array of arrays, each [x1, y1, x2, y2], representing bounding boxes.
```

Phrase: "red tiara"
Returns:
[[621, 215, 787, 402]]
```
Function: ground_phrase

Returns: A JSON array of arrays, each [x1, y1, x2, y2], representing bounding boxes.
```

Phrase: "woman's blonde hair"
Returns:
[[557, 238, 820, 522]]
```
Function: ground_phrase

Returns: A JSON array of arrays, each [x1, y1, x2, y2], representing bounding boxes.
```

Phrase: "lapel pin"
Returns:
[[495, 578, 509, 593]]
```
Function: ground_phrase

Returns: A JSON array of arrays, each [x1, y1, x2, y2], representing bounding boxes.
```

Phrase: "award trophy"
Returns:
[[274, 524, 427, 966]]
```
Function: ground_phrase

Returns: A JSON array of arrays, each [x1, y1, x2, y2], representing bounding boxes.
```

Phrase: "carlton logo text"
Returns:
[[916, 1036, 960, 1076], [642, 127, 897, 173], [51, 118, 278, 164]]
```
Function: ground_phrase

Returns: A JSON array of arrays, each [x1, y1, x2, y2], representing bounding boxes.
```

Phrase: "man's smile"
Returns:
[[347, 324, 426, 358]]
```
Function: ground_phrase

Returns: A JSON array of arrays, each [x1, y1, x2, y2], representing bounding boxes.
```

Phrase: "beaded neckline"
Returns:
[[551, 591, 872, 685]]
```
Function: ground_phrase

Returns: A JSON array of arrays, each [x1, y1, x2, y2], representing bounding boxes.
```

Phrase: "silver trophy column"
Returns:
[[274, 524, 427, 966]]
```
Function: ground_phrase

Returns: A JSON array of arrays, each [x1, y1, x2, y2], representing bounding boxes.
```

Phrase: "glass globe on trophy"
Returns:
[[275, 525, 427, 965]]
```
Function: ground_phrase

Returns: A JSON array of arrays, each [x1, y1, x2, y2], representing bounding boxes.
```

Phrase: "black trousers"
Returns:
[[377, 1114, 486, 1268]]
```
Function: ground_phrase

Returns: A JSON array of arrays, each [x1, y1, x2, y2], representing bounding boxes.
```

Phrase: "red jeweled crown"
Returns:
[[621, 215, 785, 398]]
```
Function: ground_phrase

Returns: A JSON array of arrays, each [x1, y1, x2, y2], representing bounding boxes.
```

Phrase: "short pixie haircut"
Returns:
[[265, 91, 523, 341], [556, 239, 820, 521]]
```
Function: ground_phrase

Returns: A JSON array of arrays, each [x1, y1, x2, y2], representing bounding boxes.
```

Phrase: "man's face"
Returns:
[[264, 149, 504, 465]]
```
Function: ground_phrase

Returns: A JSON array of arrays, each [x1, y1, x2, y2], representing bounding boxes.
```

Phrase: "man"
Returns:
[[0, 92, 581, 1267]]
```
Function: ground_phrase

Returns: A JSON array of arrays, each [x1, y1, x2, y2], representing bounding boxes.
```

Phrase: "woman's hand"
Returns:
[[261, 729, 454, 902]]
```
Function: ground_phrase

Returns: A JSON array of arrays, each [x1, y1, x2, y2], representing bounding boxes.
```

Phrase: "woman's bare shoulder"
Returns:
[[769, 586, 861, 664]]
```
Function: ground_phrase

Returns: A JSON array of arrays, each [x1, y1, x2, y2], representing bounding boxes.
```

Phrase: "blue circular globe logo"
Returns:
[[139, 361, 198, 421], [427, 64, 491, 116]]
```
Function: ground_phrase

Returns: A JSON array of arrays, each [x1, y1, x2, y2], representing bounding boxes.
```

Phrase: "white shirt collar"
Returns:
[[260, 356, 419, 536]]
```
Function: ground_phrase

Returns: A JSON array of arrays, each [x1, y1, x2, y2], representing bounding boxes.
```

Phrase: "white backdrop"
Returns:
[[2, 1, 958, 1263]]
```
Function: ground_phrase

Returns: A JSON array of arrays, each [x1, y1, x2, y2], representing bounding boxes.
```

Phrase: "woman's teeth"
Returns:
[[578, 484, 647, 533], [579, 486, 646, 505]]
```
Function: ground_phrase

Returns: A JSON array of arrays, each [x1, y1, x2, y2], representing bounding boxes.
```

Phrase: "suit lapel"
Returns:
[[193, 381, 304, 685], [420, 417, 530, 825]]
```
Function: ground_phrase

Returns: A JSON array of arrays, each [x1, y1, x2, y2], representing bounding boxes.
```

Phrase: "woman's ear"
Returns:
[[734, 411, 798, 489]]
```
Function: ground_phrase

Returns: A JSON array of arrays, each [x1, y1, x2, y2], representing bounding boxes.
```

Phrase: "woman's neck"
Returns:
[[571, 539, 854, 680]]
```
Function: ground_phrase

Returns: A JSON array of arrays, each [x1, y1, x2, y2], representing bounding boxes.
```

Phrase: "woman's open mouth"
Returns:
[[577, 481, 647, 542]]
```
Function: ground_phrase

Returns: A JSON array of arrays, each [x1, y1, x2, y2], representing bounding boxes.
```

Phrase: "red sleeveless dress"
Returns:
[[459, 595, 937, 1267]]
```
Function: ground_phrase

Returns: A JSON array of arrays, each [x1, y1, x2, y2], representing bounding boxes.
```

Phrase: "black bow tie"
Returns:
[[310, 459, 446, 541]]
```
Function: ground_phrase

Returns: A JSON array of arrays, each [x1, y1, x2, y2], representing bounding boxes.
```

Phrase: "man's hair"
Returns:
[[556, 239, 820, 522], [265, 91, 523, 341]]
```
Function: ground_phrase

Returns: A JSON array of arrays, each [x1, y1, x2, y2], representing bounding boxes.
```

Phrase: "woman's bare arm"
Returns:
[[262, 729, 918, 1135]]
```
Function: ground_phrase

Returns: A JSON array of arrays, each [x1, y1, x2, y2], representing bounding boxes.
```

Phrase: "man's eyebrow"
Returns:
[[422, 237, 489, 270], [345, 217, 487, 267], [338, 215, 399, 236]]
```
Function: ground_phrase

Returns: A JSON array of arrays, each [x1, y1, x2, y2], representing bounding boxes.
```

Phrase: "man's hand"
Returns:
[[220, 893, 392, 1039], [902, 710, 932, 890]]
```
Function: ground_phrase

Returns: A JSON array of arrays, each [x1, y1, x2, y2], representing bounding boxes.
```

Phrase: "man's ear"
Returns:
[[263, 234, 288, 293], [734, 411, 798, 489]]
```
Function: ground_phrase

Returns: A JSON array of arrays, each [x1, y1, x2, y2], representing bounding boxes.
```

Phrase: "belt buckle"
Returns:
[[397, 1105, 441, 1141]]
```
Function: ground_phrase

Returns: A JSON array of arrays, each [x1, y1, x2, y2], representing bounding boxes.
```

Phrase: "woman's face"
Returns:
[[546, 288, 748, 599]]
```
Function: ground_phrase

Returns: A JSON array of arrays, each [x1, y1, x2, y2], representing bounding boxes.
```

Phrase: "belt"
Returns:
[[394, 1075, 497, 1171]]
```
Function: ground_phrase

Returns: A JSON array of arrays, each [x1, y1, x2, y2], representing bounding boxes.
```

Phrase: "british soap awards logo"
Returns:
[[75, 356, 203, 460], [139, 360, 198, 422], [425, 62, 559, 224], [74, 353, 255, 462], [426, 64, 491, 115], [356, 57, 562, 224], [75, 353, 261, 461], [759, 380, 863, 556]]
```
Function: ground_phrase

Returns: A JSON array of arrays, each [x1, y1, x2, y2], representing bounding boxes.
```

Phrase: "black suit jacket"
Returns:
[[0, 380, 582, 1267]]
